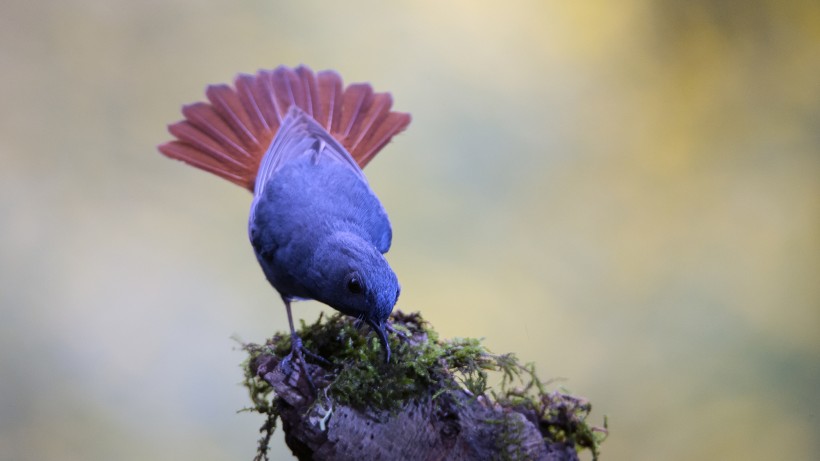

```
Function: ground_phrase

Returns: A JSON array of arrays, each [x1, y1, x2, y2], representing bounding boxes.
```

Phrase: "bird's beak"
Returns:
[[365, 318, 391, 363]]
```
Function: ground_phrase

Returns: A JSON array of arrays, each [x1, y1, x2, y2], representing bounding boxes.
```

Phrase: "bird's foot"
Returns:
[[279, 334, 329, 395], [300, 343, 331, 367], [386, 322, 409, 339]]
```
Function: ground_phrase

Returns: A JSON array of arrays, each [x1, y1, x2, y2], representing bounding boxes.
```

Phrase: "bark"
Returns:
[[253, 353, 579, 461]]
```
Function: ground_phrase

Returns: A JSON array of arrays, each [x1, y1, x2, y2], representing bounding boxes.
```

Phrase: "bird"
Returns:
[[158, 65, 411, 370]]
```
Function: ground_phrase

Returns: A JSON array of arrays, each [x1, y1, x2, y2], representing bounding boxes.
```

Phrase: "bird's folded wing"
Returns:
[[253, 106, 367, 198]]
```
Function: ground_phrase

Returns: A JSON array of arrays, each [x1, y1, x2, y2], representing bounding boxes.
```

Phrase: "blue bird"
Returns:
[[159, 65, 410, 368]]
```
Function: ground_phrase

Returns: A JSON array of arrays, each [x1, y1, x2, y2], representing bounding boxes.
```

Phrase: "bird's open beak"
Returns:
[[365, 318, 391, 363]]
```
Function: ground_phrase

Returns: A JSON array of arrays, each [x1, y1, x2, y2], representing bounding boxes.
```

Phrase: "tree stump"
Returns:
[[242, 312, 606, 461]]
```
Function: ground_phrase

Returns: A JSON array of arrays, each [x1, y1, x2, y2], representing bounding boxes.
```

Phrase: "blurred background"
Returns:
[[1, 1, 818, 459]]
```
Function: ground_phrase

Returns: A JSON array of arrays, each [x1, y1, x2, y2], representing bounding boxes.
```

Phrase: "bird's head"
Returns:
[[310, 232, 400, 362]]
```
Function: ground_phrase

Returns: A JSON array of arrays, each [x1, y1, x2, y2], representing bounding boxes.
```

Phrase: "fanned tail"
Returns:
[[158, 65, 411, 191]]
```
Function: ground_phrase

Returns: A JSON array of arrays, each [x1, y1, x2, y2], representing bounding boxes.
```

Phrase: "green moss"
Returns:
[[239, 342, 280, 461], [241, 311, 607, 460], [487, 413, 531, 461]]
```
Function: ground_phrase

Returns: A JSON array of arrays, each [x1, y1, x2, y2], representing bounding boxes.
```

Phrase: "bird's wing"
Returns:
[[253, 106, 367, 198]]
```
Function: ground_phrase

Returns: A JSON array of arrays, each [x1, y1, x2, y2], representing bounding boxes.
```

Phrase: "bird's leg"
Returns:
[[285, 299, 330, 365], [280, 298, 329, 395], [279, 297, 320, 394]]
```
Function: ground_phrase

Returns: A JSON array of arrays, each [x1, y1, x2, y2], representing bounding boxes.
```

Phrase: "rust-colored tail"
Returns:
[[158, 65, 411, 191]]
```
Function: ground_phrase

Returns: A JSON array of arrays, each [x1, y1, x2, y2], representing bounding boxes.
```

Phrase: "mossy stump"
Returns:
[[242, 311, 606, 461]]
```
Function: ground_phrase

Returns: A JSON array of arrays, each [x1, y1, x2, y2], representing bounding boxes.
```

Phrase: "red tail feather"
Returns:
[[159, 65, 411, 191]]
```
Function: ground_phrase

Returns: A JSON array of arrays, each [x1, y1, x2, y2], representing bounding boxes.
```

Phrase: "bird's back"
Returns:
[[254, 155, 390, 249], [248, 109, 393, 300]]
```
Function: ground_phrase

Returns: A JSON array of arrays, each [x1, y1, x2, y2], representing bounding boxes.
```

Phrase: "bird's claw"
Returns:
[[386, 322, 409, 339], [282, 333, 329, 396], [302, 347, 331, 366]]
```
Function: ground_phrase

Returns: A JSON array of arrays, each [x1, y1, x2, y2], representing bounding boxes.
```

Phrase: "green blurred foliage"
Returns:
[[1, 1, 817, 460]]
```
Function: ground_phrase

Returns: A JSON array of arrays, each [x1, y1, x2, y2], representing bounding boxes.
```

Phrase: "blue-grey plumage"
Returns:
[[249, 107, 400, 361], [159, 66, 412, 369]]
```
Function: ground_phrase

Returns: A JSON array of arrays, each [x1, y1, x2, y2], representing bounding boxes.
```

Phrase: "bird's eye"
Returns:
[[395, 286, 401, 301], [346, 275, 363, 294]]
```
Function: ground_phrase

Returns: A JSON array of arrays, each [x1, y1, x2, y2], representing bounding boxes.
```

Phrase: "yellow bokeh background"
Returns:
[[1, 1, 818, 460]]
